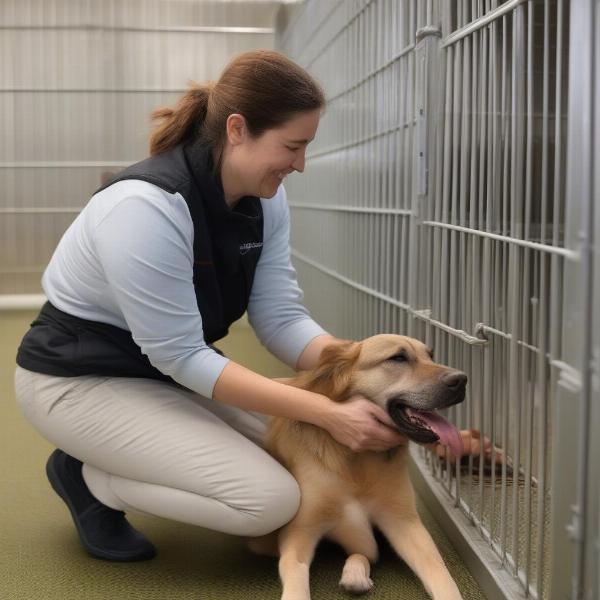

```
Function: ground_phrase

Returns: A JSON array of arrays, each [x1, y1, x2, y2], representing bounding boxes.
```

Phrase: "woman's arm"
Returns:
[[246, 187, 329, 369], [295, 333, 339, 371], [213, 360, 333, 426], [212, 360, 407, 452]]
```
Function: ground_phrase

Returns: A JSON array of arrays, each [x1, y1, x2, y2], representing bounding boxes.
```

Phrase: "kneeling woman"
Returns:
[[14, 50, 407, 561]]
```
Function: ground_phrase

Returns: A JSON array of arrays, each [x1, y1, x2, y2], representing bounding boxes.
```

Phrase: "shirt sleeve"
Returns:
[[93, 187, 229, 399], [247, 185, 328, 368]]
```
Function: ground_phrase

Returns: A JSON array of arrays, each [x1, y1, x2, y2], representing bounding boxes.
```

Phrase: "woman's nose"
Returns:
[[292, 150, 306, 173]]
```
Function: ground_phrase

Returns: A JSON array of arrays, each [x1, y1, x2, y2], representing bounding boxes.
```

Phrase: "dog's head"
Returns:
[[306, 334, 467, 455]]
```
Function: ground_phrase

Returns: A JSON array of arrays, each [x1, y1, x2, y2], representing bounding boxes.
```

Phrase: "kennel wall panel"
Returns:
[[591, 5, 600, 592], [419, 3, 569, 597], [1, 0, 276, 294], [552, 1, 599, 598], [277, 1, 589, 598]]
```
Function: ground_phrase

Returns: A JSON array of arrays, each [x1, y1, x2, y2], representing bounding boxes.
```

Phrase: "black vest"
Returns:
[[16, 138, 264, 383]]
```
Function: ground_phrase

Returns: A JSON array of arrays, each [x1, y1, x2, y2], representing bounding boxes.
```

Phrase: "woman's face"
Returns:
[[225, 109, 320, 200]]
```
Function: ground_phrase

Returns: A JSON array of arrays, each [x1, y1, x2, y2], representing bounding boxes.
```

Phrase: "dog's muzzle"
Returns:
[[387, 371, 467, 455]]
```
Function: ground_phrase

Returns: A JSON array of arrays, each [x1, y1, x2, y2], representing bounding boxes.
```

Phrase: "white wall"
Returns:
[[0, 0, 285, 294]]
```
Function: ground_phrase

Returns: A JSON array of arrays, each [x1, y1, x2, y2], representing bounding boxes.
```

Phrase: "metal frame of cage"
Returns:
[[277, 1, 597, 598]]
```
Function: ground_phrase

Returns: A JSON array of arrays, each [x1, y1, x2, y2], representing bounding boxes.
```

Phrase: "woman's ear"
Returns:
[[308, 341, 361, 400], [226, 113, 247, 145]]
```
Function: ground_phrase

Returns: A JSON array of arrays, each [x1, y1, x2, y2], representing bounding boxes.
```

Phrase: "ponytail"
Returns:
[[149, 82, 212, 156], [148, 50, 326, 158]]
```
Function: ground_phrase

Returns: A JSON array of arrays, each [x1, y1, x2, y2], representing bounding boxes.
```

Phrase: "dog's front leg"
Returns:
[[373, 512, 463, 600], [277, 522, 324, 600]]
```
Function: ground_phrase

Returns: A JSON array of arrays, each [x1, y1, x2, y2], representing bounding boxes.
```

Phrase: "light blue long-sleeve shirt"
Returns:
[[42, 179, 327, 398]]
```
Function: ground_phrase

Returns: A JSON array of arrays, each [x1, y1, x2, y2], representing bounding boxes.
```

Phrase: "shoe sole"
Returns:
[[46, 451, 156, 562]]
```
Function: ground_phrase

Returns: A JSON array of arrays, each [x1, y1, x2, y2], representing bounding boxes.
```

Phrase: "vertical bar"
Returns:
[[549, 0, 564, 357], [440, 34, 453, 479], [478, 10, 495, 536], [510, 4, 526, 575], [433, 32, 445, 339], [466, 23, 480, 516], [499, 13, 510, 564], [535, 0, 551, 591], [568, 0, 594, 594], [449, 38, 461, 334], [458, 65, 471, 313], [486, 9, 498, 543], [590, 6, 600, 596], [521, 2, 535, 591]]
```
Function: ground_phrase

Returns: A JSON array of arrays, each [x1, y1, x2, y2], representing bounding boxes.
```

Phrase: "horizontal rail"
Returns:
[[413, 309, 489, 346], [292, 250, 562, 354], [291, 249, 411, 312], [304, 0, 375, 70], [288, 203, 413, 216], [475, 324, 541, 355], [0, 88, 187, 94], [0, 24, 273, 34], [292, 251, 490, 347], [0, 207, 80, 214], [441, 0, 528, 48], [0, 294, 46, 310], [0, 266, 45, 274], [326, 43, 415, 104], [421, 220, 578, 259], [0, 161, 131, 169], [307, 119, 415, 160], [280, 0, 344, 60]]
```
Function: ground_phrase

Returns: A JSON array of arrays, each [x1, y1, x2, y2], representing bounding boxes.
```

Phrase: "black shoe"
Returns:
[[46, 449, 157, 562]]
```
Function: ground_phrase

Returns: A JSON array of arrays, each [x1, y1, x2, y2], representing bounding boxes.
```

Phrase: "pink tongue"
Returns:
[[407, 408, 463, 457]]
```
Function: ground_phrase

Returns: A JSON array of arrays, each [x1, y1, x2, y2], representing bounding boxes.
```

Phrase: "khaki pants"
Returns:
[[14, 365, 300, 537]]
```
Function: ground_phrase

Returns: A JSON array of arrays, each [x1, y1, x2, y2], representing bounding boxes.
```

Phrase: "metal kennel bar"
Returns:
[[277, 1, 596, 598], [549, 2, 599, 598]]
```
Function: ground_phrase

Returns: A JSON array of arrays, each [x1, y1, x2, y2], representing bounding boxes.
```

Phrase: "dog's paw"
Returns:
[[339, 553, 374, 594], [339, 570, 374, 594]]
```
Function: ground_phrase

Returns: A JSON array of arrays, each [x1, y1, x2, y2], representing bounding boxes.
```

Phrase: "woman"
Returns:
[[13, 50, 407, 562]]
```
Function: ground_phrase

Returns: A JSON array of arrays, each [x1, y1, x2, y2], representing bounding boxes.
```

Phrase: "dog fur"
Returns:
[[247, 334, 465, 600]]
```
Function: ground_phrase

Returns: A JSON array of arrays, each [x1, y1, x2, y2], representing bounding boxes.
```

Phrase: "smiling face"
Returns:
[[221, 109, 320, 202]]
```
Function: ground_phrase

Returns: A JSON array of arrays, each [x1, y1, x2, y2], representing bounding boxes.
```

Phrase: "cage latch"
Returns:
[[412, 309, 490, 346], [415, 25, 442, 43]]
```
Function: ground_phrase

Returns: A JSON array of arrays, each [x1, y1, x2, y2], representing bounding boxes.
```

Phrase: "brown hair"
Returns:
[[149, 50, 326, 161]]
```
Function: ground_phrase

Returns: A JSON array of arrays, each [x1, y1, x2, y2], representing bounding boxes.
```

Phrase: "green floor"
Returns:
[[0, 309, 487, 599]]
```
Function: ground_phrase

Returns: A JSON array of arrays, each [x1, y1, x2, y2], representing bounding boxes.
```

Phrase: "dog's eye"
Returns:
[[389, 351, 409, 363]]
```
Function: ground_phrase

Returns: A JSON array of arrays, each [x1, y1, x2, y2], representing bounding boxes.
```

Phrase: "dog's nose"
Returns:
[[441, 371, 468, 390]]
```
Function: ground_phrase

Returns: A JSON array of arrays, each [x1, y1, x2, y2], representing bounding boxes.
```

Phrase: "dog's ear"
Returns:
[[306, 340, 361, 400]]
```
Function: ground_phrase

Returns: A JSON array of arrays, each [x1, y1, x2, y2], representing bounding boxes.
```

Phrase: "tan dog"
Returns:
[[247, 334, 466, 600]]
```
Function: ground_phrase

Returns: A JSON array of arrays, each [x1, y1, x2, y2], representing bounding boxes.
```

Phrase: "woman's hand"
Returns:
[[319, 394, 408, 452]]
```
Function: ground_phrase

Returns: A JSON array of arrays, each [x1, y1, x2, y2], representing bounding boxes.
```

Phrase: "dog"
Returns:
[[247, 334, 467, 600]]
